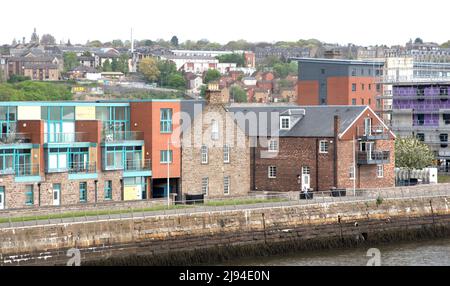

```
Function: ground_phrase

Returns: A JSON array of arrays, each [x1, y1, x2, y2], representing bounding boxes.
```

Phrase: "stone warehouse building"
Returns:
[[0, 100, 182, 210], [181, 83, 250, 199], [228, 104, 396, 193]]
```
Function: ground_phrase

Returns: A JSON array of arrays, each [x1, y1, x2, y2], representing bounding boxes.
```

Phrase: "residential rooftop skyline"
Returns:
[[1, 0, 449, 47]]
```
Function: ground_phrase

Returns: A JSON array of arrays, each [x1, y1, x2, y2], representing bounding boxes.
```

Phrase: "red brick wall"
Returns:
[[253, 137, 335, 192], [327, 77, 351, 105], [297, 80, 319, 105]]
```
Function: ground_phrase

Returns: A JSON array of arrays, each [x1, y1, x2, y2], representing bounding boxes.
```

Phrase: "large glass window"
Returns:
[[0, 106, 17, 136], [42, 106, 75, 143], [0, 149, 31, 176], [97, 106, 130, 138], [160, 108, 173, 133], [104, 146, 141, 170]]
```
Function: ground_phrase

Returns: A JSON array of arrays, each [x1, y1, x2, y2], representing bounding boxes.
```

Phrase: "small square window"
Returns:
[[268, 139, 278, 152], [352, 99, 356, 105], [280, 117, 290, 130], [352, 84, 357, 92]]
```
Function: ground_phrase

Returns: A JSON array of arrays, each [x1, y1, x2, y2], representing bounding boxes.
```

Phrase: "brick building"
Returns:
[[295, 58, 384, 110], [0, 100, 181, 210], [181, 83, 250, 199], [228, 104, 396, 193]]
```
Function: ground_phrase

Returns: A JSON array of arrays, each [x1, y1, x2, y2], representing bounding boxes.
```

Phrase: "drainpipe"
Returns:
[[316, 138, 319, 191], [333, 116, 340, 188]]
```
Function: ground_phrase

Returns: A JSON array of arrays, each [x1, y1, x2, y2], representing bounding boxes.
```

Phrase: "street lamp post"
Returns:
[[167, 138, 170, 207]]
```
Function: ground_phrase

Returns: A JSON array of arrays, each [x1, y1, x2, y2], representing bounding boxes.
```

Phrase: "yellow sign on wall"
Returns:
[[124, 185, 142, 201], [75, 106, 96, 120]]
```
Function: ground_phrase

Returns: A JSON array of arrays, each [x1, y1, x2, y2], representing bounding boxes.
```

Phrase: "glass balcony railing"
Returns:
[[357, 151, 390, 165], [68, 162, 97, 174], [102, 131, 144, 143], [44, 132, 89, 144], [356, 125, 390, 139], [0, 133, 32, 144], [103, 159, 151, 172], [0, 163, 40, 177]]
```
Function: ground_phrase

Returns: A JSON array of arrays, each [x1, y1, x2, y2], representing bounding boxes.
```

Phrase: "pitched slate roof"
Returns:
[[227, 104, 367, 137]]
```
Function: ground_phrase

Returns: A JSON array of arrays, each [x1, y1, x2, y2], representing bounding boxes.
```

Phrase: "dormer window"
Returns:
[[280, 116, 290, 130]]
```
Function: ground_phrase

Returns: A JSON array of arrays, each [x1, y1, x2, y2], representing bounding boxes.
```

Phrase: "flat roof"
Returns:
[[291, 57, 385, 66], [0, 99, 190, 107]]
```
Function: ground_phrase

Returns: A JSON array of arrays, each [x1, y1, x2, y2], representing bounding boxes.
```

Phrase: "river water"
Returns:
[[221, 238, 450, 266]]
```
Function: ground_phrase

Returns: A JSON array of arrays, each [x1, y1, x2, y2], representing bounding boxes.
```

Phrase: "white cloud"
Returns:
[[1, 0, 448, 46]]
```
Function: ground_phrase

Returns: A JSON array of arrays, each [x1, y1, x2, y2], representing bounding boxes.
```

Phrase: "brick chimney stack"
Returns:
[[205, 82, 226, 105]]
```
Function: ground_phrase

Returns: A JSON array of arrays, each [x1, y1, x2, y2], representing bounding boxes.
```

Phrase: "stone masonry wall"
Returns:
[[1, 192, 450, 265]]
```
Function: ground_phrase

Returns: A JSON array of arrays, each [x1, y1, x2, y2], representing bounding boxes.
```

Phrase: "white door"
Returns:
[[0, 189, 4, 210], [53, 184, 61, 206], [302, 167, 311, 192]]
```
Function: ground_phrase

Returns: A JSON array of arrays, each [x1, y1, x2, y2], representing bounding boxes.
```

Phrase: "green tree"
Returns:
[[441, 40, 450, 48], [116, 54, 129, 74], [167, 73, 185, 88], [111, 58, 118, 72], [139, 57, 160, 82], [414, 38, 424, 44], [230, 85, 247, 102], [112, 39, 124, 48], [395, 137, 434, 170], [157, 60, 177, 86], [7, 75, 31, 83], [63, 52, 79, 72], [216, 53, 245, 67], [170, 36, 179, 47], [82, 51, 92, 57], [40, 34, 56, 45], [102, 59, 112, 72], [204, 69, 221, 84], [87, 40, 103, 47]]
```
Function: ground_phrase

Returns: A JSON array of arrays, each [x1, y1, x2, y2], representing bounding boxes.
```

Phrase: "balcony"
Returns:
[[101, 131, 144, 143], [68, 162, 97, 174], [357, 151, 390, 165], [357, 125, 390, 140], [44, 132, 89, 144], [0, 133, 32, 145], [0, 163, 40, 177], [103, 159, 151, 172]]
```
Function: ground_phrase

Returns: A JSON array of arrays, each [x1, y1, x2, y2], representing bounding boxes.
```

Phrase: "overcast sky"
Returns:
[[1, 0, 448, 46]]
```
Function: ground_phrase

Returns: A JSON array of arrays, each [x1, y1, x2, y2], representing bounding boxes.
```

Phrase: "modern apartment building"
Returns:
[[389, 82, 450, 171], [295, 58, 384, 110], [0, 100, 181, 210]]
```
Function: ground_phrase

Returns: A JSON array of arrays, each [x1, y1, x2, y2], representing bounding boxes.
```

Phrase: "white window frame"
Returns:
[[268, 139, 279, 152], [201, 145, 208, 164], [223, 144, 230, 163], [377, 165, 384, 178], [223, 176, 230, 195], [201, 177, 209, 196], [319, 140, 329, 154], [349, 166, 355, 180], [211, 120, 219, 140], [268, 166, 277, 179], [280, 116, 290, 130]]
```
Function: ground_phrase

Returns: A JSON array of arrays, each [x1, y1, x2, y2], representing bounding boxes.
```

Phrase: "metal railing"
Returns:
[[357, 151, 390, 164], [356, 125, 389, 139], [1, 187, 450, 229], [68, 162, 97, 174], [44, 132, 89, 144], [0, 163, 40, 177], [0, 133, 32, 144], [104, 159, 151, 172], [102, 131, 144, 143]]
